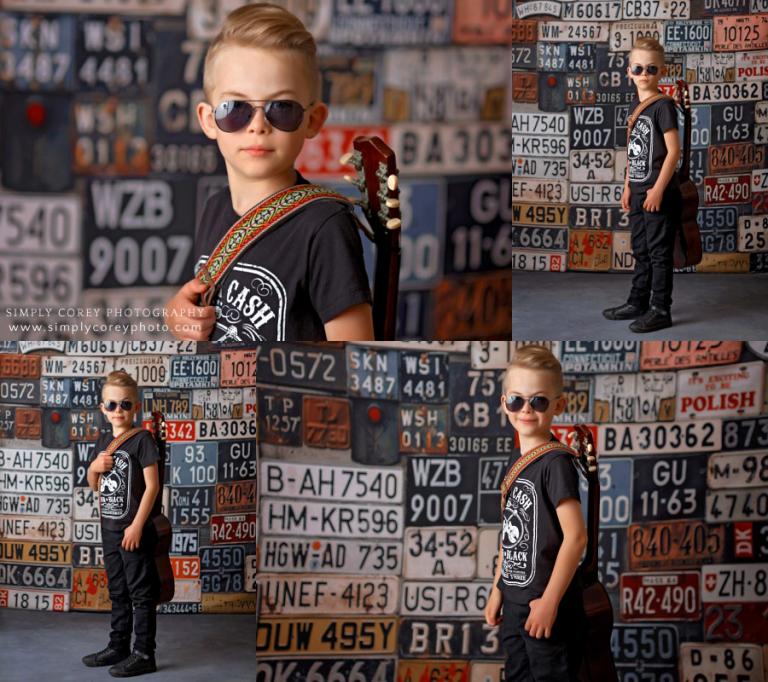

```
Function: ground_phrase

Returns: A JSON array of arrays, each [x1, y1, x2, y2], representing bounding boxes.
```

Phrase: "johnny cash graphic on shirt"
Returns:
[[628, 115, 653, 184], [99, 449, 131, 521], [501, 478, 538, 587]]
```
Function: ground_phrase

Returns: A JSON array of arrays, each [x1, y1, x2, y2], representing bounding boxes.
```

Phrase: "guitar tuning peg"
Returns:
[[343, 174, 365, 190], [387, 174, 398, 191], [339, 150, 362, 169], [386, 218, 401, 230], [385, 198, 400, 209], [588, 464, 598, 473]]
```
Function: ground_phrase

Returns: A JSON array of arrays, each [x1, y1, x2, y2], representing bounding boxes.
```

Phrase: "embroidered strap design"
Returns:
[[627, 93, 673, 136], [499, 440, 578, 513], [104, 427, 144, 457], [196, 184, 352, 302]]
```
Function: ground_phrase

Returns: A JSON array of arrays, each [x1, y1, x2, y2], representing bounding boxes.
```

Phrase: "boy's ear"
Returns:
[[197, 102, 218, 141], [305, 102, 328, 139], [553, 395, 566, 416]]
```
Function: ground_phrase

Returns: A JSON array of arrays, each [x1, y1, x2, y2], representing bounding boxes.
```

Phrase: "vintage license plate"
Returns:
[[169, 354, 219, 389], [554, 376, 594, 424], [0, 354, 40, 379], [692, 81, 762, 103], [168, 578, 201, 603], [169, 486, 213, 527], [570, 106, 614, 151], [620, 571, 701, 620], [511, 156, 568, 179], [560, 341, 639, 374], [220, 350, 257, 387], [707, 489, 768, 522], [73, 521, 101, 544], [261, 461, 403, 504], [577, 458, 632, 529], [570, 150, 616, 183], [714, 14, 768, 51], [680, 643, 763, 681], [113, 355, 169, 387], [568, 229, 612, 271], [447, 363, 508, 449], [15, 407, 40, 440], [170, 529, 199, 556], [257, 660, 395, 682], [722, 416, 768, 450], [453, 3, 535, 43], [255, 344, 347, 393], [347, 345, 399, 400], [0, 516, 71, 542], [0, 586, 69, 611], [593, 372, 675, 422], [396, 660, 471, 681], [676, 361, 764, 419], [609, 21, 664, 51], [538, 21, 609, 42], [0, 540, 71, 566], [210, 513, 257, 544], [629, 521, 725, 569], [407, 457, 478, 527], [510, 249, 567, 272], [70, 378, 102, 410], [74, 486, 98, 522], [750, 252, 768, 271], [72, 544, 104, 568], [0, 193, 80, 255], [401, 581, 489, 617], [0, 471, 72, 496], [0, 255, 80, 307], [140, 418, 193, 442], [704, 602, 768, 643], [511, 71, 537, 104], [297, 125, 389, 178], [509, 134, 569, 157], [260, 499, 403, 540], [0, 562, 70, 590], [218, 440, 256, 483], [611, 624, 678, 673], [736, 50, 768, 79], [398, 619, 501, 658], [640, 341, 743, 370], [511, 179, 568, 203], [600, 419, 722, 455], [571, 205, 628, 230], [624, 0, 690, 17], [0, 379, 39, 405], [71, 567, 109, 611], [215, 481, 256, 514], [259, 536, 402, 575], [256, 617, 397, 655], [320, 51, 383, 125], [257, 574, 399, 615], [142, 388, 191, 420], [755, 168, 768, 192], [477, 457, 509, 524], [399, 351, 448, 404], [195, 418, 256, 441], [0, 493, 71, 517], [561, 1, 621, 19], [470, 342, 560, 370], [665, 19, 712, 52], [510, 112, 568, 136], [510, 202, 567, 226], [632, 454, 707, 522], [258, 387, 302, 446], [399, 405, 448, 454], [708, 450, 768, 489], [700, 220, 737, 253], [738, 214, 768, 251], [404, 527, 477, 580], [687, 53, 735, 83], [201, 592, 254, 613], [169, 442, 217, 486], [42, 356, 112, 378], [169, 556, 200, 580], [476, 527, 500, 580], [0, 448, 71, 473]]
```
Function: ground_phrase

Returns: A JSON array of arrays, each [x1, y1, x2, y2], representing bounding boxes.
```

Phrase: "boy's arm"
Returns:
[[324, 302, 374, 341], [643, 129, 681, 212], [165, 279, 217, 341], [484, 537, 504, 626], [525, 498, 587, 639], [121, 463, 160, 551]]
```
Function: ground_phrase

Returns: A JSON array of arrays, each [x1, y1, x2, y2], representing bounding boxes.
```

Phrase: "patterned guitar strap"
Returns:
[[104, 427, 144, 458], [627, 92, 673, 138], [196, 184, 353, 306], [499, 440, 579, 514]]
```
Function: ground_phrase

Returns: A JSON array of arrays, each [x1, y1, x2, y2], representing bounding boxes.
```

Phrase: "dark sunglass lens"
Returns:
[[120, 400, 133, 411], [631, 65, 643, 75], [530, 396, 550, 412], [215, 100, 254, 132], [266, 100, 303, 131], [646, 65, 658, 75], [105, 401, 117, 411], [505, 396, 525, 412]]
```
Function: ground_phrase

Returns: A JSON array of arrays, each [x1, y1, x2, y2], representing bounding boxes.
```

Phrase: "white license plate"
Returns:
[[593, 372, 676, 422], [113, 355, 171, 387], [686, 53, 735, 82], [73, 521, 101, 544], [623, 0, 690, 19], [470, 342, 562, 370], [170, 578, 201, 603], [257, 575, 399, 615], [258, 536, 403, 575], [194, 418, 256, 441], [570, 150, 616, 182], [42, 356, 114, 377], [192, 389, 243, 419], [510, 135, 569, 157], [0, 448, 71, 473], [260, 498, 404, 540], [738, 215, 768, 252], [0, 471, 72, 495], [404, 527, 477, 579], [677, 361, 764, 419], [609, 21, 665, 51], [538, 21, 609, 42], [599, 420, 722, 455], [0, 493, 71, 517], [691, 82, 762, 103], [0, 255, 81, 307], [400, 581, 490, 616], [708, 450, 768, 489], [260, 461, 403, 504], [0, 587, 69, 611], [471, 663, 504, 682], [701, 564, 768, 603], [735, 50, 768, 80], [511, 156, 569, 179], [752, 169, 768, 191], [680, 643, 763, 682], [570, 183, 624, 205], [0, 516, 72, 542], [511, 179, 568, 203], [563, 1, 622, 19], [476, 528, 500, 581], [511, 249, 568, 272], [73, 487, 99, 521], [0, 193, 80, 254], [706, 489, 768, 522], [509, 112, 568, 136]]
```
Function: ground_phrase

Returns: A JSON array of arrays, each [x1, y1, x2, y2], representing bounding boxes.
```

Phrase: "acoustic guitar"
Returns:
[[570, 425, 619, 682], [672, 79, 703, 268], [341, 136, 402, 341], [150, 411, 174, 604]]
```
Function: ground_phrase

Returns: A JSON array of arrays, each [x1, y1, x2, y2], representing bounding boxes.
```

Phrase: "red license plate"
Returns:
[[297, 126, 389, 178], [714, 15, 768, 51], [0, 355, 41, 379], [211, 513, 258, 544], [705, 175, 751, 205], [620, 571, 701, 621], [704, 602, 768, 643], [143, 419, 195, 441]]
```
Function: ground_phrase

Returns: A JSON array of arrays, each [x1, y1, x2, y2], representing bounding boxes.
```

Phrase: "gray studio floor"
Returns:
[[0, 609, 255, 682], [513, 273, 768, 339]]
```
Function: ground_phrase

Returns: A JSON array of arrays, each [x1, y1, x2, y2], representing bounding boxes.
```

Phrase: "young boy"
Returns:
[[484, 345, 587, 681], [165, 3, 373, 343], [82, 370, 161, 678], [603, 36, 682, 333]]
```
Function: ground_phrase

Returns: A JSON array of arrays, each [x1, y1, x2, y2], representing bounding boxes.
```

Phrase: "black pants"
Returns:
[[102, 523, 159, 656], [627, 186, 682, 311], [501, 591, 586, 682]]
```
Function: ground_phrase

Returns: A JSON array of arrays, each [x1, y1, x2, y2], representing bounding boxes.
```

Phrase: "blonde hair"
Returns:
[[203, 3, 320, 101], [102, 370, 139, 403], [503, 345, 564, 393], [631, 36, 665, 61]]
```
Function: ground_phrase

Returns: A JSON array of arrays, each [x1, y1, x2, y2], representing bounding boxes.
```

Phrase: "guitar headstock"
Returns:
[[568, 424, 598, 476], [340, 136, 402, 240], [151, 410, 167, 446]]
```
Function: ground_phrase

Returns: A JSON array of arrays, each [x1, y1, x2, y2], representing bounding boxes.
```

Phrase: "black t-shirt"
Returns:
[[497, 439, 581, 604], [194, 171, 372, 343], [90, 430, 160, 531], [627, 95, 679, 193]]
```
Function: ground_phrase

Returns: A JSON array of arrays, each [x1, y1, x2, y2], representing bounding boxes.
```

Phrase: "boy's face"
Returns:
[[198, 46, 328, 184], [627, 48, 665, 91], [100, 385, 139, 430], [501, 367, 565, 441]]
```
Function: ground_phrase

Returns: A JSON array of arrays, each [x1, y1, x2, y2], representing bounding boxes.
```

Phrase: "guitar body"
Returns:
[[151, 412, 174, 604]]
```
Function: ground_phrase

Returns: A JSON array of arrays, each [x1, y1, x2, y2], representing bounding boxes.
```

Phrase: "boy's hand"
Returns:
[[90, 451, 113, 474], [484, 587, 503, 627], [643, 186, 664, 212], [165, 278, 216, 341], [122, 523, 142, 551], [525, 595, 558, 639], [621, 186, 631, 212]]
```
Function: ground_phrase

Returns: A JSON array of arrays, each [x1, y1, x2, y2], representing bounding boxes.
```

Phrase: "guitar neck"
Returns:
[[582, 465, 600, 582]]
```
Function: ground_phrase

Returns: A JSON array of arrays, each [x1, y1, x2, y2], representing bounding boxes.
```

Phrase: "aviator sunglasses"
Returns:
[[103, 400, 134, 412], [504, 395, 557, 413], [212, 99, 313, 133], [629, 63, 660, 76]]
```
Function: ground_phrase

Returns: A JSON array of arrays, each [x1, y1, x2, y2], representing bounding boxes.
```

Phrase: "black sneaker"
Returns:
[[82, 645, 130, 667], [602, 303, 648, 320], [108, 651, 157, 677], [630, 307, 672, 333]]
